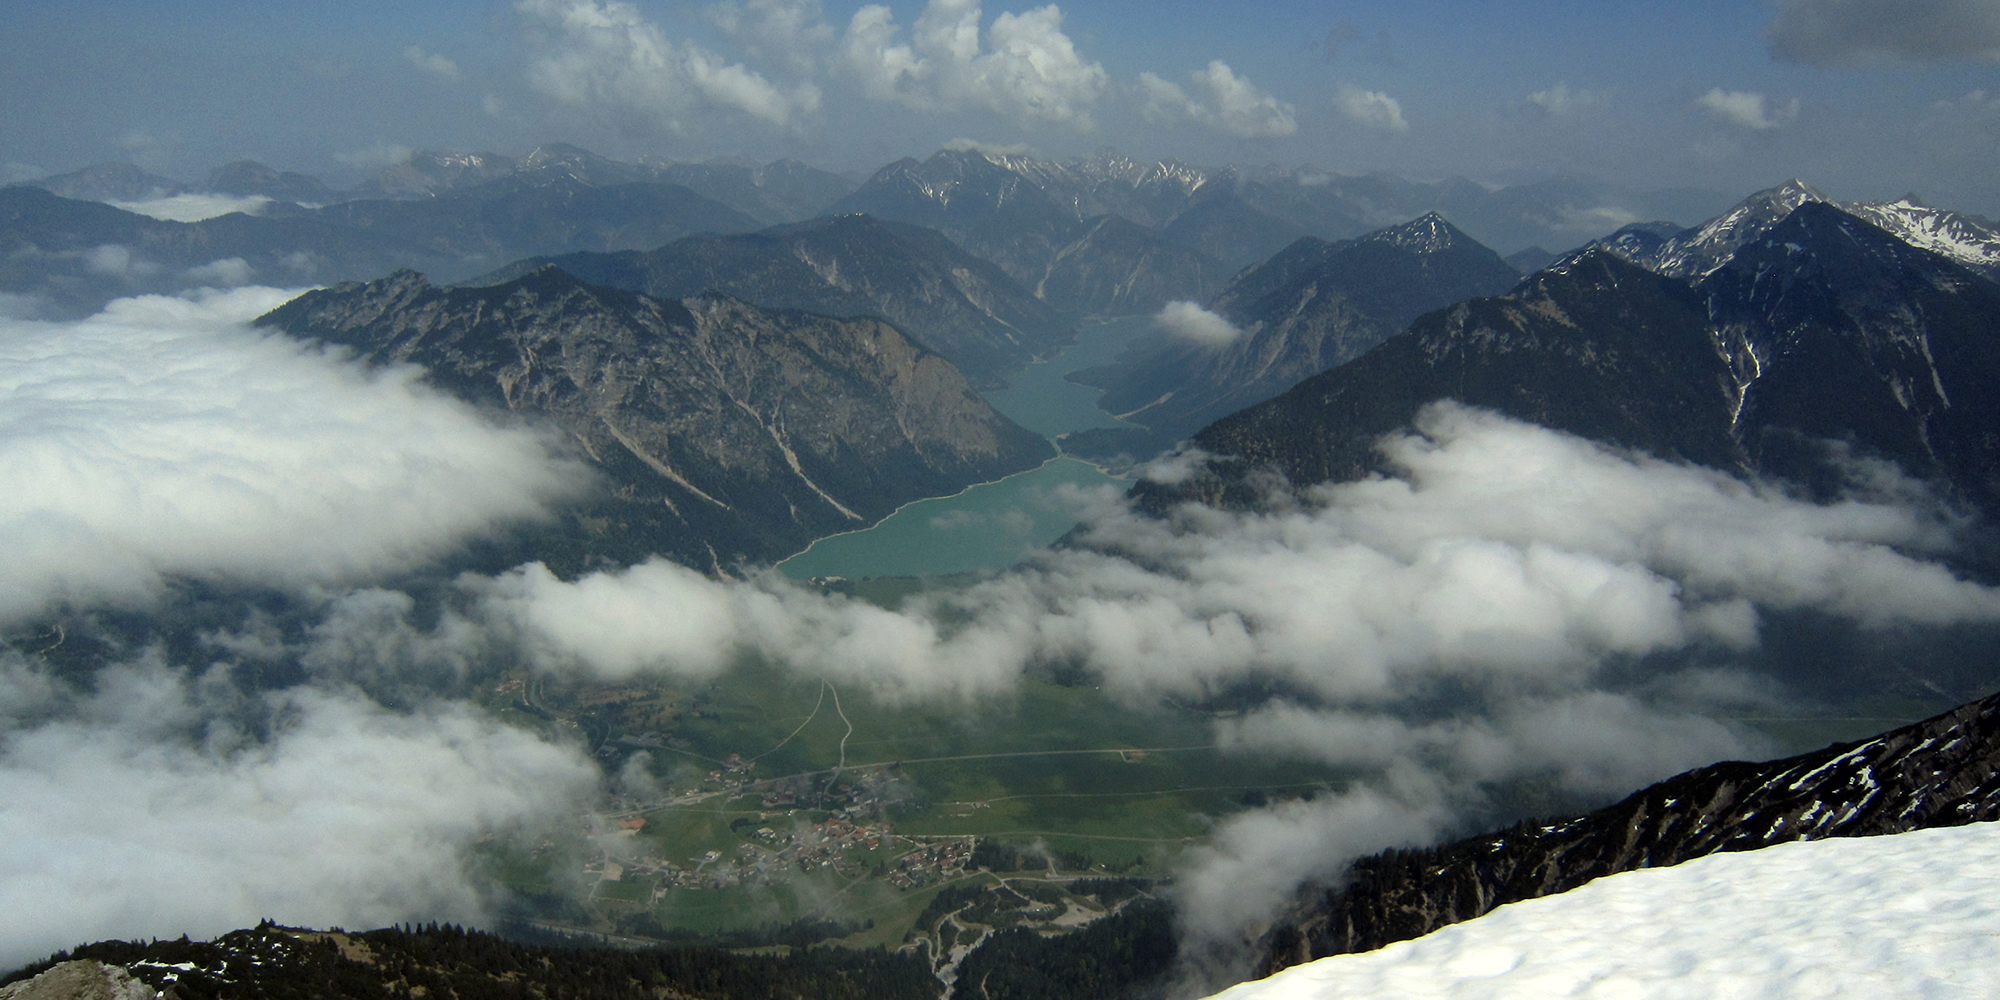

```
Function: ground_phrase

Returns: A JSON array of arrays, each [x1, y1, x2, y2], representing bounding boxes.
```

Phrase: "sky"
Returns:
[[6, 1, 2000, 213]]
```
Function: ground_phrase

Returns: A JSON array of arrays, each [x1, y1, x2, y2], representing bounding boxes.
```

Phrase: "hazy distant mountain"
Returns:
[[352, 144, 854, 226], [649, 158, 858, 226], [1066, 213, 1519, 462], [310, 178, 760, 276], [355, 150, 520, 198], [22, 162, 186, 201], [1258, 685, 2000, 976], [0, 175, 760, 316], [1140, 201, 2000, 528], [827, 149, 1227, 316], [471, 213, 1070, 386], [0, 184, 455, 315], [258, 267, 1052, 573], [202, 161, 335, 204]]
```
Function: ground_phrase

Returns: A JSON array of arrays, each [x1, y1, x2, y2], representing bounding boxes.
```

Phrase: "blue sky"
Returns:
[[6, 1, 2000, 215]]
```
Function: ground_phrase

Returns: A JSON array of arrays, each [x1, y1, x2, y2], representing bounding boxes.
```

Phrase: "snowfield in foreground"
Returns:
[[1206, 820, 2000, 999]]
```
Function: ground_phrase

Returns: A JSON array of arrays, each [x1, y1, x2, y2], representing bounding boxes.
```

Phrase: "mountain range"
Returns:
[[1137, 190, 2000, 542]]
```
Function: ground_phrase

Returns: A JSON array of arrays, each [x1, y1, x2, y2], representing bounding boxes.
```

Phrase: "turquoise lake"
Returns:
[[778, 317, 1152, 580]]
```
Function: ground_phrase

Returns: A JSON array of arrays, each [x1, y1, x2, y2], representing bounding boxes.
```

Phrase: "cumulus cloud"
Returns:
[[1153, 300, 1244, 347], [405, 45, 463, 82], [517, 0, 821, 127], [708, 0, 837, 74], [1335, 83, 1408, 133], [107, 193, 273, 223], [942, 136, 1034, 155], [1697, 87, 1799, 129], [0, 653, 598, 971], [1768, 0, 2000, 65], [0, 287, 588, 622], [841, 0, 1108, 127], [1526, 81, 1606, 117], [1137, 61, 1297, 138]]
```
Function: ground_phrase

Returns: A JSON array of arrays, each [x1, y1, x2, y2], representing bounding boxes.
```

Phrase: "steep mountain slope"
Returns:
[[257, 268, 1051, 573], [469, 213, 1071, 386], [1256, 687, 2000, 976], [1066, 214, 1525, 461], [1141, 203, 2000, 524]]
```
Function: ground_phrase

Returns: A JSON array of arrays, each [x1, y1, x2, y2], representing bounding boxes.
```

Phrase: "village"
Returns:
[[580, 753, 980, 897]]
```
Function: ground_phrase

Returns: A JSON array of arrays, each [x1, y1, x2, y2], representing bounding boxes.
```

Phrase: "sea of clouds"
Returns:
[[2, 286, 1996, 974]]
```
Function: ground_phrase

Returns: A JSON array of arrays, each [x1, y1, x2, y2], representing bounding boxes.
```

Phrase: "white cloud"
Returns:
[[404, 45, 463, 82], [1526, 81, 1605, 117], [0, 287, 588, 622], [517, 0, 820, 128], [1697, 87, 1799, 130], [1335, 83, 1408, 134], [840, 0, 1108, 128], [0, 655, 597, 971], [81, 244, 156, 280], [477, 402, 2000, 704], [708, 0, 836, 73], [1154, 300, 1244, 347], [107, 193, 273, 223], [942, 136, 1034, 155], [1138, 61, 1297, 138]]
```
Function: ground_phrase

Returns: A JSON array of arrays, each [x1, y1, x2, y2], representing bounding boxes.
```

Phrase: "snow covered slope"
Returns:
[[1206, 819, 2000, 1000]]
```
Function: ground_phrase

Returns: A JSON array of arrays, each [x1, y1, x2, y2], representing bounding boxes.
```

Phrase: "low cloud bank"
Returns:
[[8, 309, 2000, 965], [450, 402, 1998, 942], [106, 193, 274, 222], [0, 652, 598, 971], [0, 288, 588, 622]]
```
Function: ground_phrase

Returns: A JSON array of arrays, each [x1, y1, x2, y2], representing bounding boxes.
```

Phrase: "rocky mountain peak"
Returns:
[[1363, 211, 1469, 254]]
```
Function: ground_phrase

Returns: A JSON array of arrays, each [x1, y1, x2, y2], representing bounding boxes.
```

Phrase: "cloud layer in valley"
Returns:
[[8, 301, 2000, 964], [0, 652, 598, 971], [328, 402, 2000, 944], [0, 287, 588, 623]]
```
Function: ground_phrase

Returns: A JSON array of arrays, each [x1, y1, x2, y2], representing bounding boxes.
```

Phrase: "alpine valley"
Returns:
[[8, 141, 2000, 1000]]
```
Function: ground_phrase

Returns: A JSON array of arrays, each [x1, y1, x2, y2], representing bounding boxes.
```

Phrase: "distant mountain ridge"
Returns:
[[257, 267, 1051, 574], [468, 213, 1073, 386], [1593, 179, 2000, 284]]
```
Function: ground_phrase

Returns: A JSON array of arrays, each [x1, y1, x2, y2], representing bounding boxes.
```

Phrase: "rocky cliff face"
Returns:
[[1257, 688, 2000, 976], [469, 213, 1072, 387], [1140, 202, 2000, 525], [258, 267, 1052, 574]]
